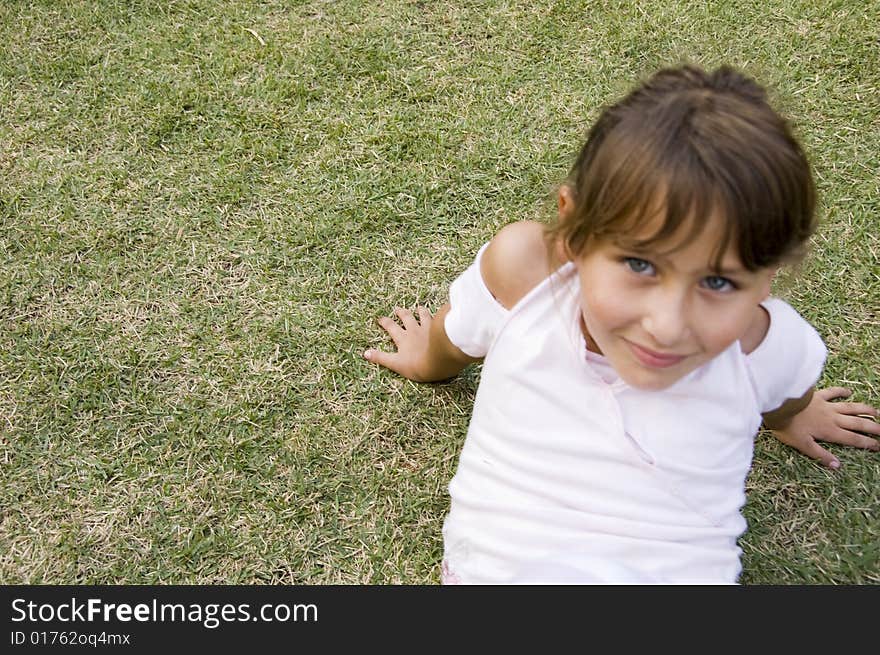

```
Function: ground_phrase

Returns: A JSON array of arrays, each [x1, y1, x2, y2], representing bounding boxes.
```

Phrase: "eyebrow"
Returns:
[[613, 241, 747, 276], [707, 267, 747, 279], [711, 265, 746, 276]]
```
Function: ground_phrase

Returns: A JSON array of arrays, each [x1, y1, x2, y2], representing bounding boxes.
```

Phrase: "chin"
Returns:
[[620, 374, 676, 392], [615, 364, 691, 392]]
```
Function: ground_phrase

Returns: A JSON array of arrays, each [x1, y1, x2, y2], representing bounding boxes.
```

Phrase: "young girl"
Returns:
[[363, 65, 879, 584]]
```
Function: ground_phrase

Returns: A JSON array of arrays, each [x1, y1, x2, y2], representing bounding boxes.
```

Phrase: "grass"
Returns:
[[0, 0, 877, 584]]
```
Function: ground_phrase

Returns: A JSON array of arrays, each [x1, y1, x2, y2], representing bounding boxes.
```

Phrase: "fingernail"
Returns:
[[829, 459, 840, 470], [363, 349, 372, 360]]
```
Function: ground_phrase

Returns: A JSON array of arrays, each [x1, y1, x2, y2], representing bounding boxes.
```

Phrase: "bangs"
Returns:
[[556, 67, 816, 273], [584, 117, 739, 272]]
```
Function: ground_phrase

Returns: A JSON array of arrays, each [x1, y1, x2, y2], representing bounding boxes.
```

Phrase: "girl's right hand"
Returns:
[[364, 303, 478, 383], [364, 306, 437, 382]]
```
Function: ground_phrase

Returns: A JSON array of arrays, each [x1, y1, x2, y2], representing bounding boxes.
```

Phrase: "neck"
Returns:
[[579, 314, 603, 355]]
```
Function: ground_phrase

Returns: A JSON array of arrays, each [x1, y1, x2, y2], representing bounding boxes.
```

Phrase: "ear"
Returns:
[[557, 185, 576, 220], [554, 185, 579, 263]]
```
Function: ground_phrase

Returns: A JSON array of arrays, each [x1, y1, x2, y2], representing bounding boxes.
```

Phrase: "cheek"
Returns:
[[580, 286, 635, 333], [697, 304, 757, 353]]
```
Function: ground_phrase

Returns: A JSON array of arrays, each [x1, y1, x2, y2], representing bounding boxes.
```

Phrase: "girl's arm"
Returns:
[[763, 387, 880, 469], [365, 221, 552, 382], [363, 304, 480, 382]]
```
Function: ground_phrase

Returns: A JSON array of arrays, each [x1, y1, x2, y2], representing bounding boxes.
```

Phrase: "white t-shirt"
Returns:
[[441, 243, 827, 584]]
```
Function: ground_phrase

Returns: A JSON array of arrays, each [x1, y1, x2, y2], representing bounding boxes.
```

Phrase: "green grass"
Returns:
[[1, 0, 877, 584]]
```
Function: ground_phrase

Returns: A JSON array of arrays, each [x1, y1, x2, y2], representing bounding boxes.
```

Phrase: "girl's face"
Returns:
[[568, 199, 776, 391]]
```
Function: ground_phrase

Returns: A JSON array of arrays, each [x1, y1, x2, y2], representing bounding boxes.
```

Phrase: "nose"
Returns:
[[640, 287, 691, 347]]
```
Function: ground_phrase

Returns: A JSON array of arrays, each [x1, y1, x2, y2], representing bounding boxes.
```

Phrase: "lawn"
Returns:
[[0, 0, 877, 584]]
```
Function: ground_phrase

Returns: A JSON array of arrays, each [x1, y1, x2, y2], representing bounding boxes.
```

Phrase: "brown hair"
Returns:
[[548, 64, 816, 271]]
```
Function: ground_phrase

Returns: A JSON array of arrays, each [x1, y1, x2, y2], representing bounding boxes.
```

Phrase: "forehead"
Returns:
[[610, 208, 744, 272]]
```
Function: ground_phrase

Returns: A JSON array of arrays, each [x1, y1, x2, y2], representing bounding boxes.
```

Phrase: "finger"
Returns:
[[416, 306, 432, 324], [816, 387, 851, 401], [363, 347, 401, 373], [830, 401, 879, 417], [835, 416, 880, 444], [798, 440, 842, 470], [377, 315, 405, 342], [394, 307, 419, 329]]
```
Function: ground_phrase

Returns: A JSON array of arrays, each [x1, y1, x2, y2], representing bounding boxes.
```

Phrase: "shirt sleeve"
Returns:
[[746, 298, 827, 414], [443, 242, 509, 358]]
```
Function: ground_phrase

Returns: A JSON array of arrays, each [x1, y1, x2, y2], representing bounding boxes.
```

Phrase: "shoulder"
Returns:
[[743, 297, 827, 413], [480, 221, 556, 310], [742, 298, 825, 357]]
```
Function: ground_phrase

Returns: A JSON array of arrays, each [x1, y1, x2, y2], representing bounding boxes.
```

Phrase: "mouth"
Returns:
[[625, 340, 687, 369]]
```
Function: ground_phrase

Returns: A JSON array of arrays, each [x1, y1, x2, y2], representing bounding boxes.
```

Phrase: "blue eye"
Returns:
[[703, 275, 735, 292], [624, 257, 654, 275]]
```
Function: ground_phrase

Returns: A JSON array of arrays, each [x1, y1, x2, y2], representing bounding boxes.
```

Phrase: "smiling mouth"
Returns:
[[625, 340, 687, 369]]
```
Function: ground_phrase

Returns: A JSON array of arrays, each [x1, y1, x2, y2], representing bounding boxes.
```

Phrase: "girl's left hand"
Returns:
[[770, 387, 879, 469]]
